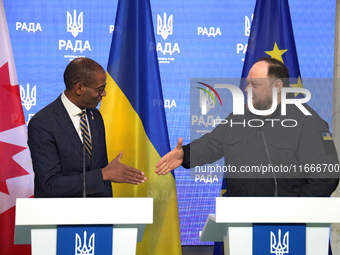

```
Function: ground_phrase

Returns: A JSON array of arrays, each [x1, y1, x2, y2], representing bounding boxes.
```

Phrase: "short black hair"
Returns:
[[256, 57, 290, 87], [63, 57, 104, 90]]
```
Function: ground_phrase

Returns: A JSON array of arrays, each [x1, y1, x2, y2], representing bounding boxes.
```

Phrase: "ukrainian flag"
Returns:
[[100, 0, 182, 254]]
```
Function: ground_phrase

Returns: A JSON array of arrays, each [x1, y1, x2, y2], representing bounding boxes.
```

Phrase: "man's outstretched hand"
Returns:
[[102, 152, 147, 184], [155, 138, 184, 175]]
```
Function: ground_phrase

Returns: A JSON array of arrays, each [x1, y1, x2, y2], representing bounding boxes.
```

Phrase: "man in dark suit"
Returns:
[[28, 57, 146, 198]]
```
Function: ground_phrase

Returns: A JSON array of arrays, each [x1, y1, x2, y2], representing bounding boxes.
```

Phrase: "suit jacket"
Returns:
[[28, 95, 112, 197]]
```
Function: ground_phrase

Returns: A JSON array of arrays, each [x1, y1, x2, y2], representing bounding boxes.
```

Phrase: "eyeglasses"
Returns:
[[78, 82, 106, 94]]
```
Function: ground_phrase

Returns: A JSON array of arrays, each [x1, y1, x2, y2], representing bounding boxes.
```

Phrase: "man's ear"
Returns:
[[275, 79, 283, 94], [74, 82, 83, 96]]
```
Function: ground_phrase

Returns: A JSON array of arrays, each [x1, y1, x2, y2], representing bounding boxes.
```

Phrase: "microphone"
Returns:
[[82, 141, 86, 198], [261, 131, 278, 197]]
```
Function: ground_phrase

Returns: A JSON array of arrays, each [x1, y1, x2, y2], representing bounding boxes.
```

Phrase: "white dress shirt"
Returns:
[[61, 91, 92, 142]]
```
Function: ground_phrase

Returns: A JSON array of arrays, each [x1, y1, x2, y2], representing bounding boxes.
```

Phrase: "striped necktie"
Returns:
[[79, 110, 92, 160]]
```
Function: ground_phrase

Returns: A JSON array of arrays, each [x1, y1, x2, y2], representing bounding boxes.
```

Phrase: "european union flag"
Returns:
[[240, 0, 302, 93], [214, 0, 303, 254]]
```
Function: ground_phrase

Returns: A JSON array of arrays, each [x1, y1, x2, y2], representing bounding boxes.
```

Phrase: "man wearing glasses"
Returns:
[[28, 57, 146, 198]]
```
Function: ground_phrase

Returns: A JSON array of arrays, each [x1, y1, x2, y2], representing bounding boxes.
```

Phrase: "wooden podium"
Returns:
[[200, 197, 340, 255], [15, 197, 153, 255]]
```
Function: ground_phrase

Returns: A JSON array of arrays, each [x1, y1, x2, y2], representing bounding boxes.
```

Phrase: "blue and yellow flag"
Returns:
[[240, 0, 302, 92], [100, 0, 182, 254], [214, 0, 302, 254]]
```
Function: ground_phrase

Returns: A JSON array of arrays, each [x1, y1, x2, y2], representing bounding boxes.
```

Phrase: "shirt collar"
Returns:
[[61, 91, 84, 117]]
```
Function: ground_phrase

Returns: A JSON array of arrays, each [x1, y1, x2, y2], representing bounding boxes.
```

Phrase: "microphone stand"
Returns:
[[261, 131, 278, 197], [82, 142, 86, 198]]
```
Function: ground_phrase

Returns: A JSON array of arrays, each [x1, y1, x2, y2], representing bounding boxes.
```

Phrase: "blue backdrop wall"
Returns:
[[3, 0, 335, 245]]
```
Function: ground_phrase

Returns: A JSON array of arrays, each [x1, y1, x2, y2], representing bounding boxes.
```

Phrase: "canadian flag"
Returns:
[[0, 0, 34, 254]]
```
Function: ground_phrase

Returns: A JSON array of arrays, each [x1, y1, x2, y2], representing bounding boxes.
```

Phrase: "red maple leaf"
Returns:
[[0, 62, 29, 194], [0, 142, 28, 194]]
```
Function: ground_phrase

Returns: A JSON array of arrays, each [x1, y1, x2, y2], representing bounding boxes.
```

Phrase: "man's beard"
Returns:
[[246, 98, 273, 112]]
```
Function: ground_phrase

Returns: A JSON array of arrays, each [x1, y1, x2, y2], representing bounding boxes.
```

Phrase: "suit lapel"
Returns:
[[54, 96, 83, 157]]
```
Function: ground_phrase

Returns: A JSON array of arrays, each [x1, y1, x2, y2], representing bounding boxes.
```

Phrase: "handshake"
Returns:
[[102, 138, 184, 185]]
